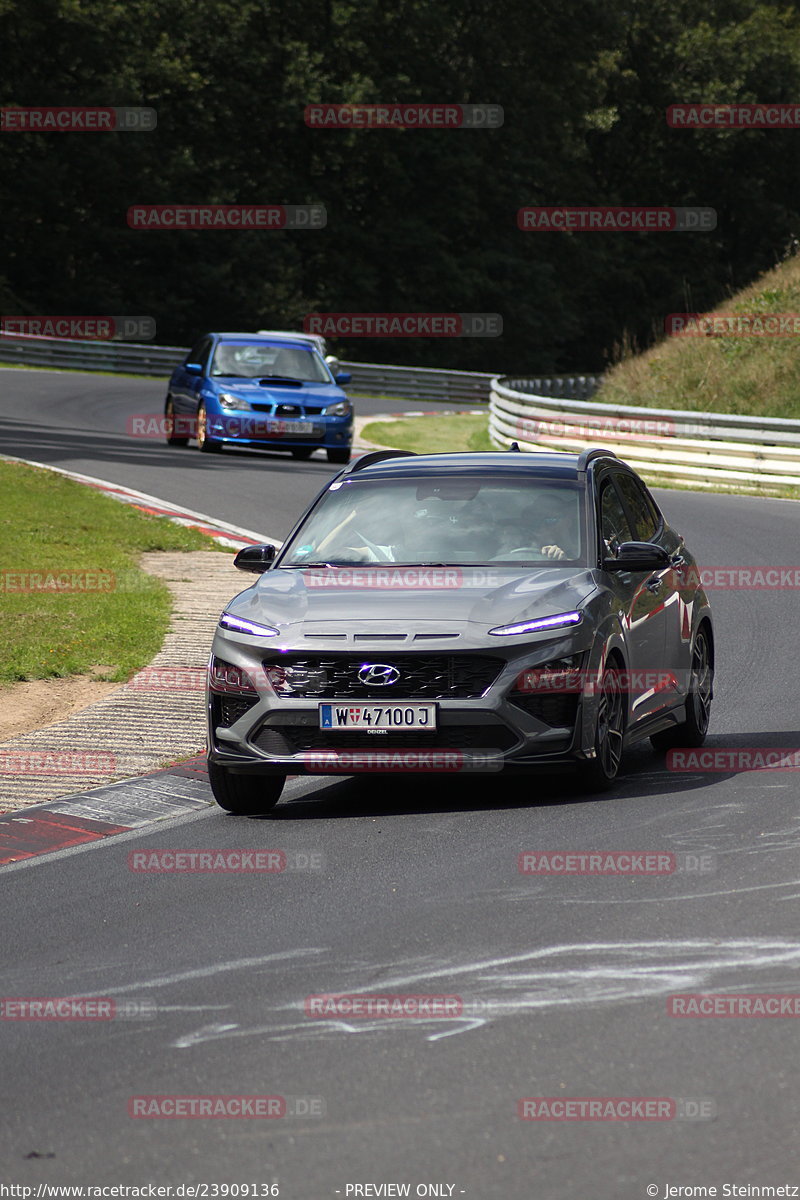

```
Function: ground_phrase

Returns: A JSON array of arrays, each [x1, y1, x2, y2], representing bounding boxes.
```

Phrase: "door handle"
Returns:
[[670, 553, 685, 569], [644, 576, 663, 593]]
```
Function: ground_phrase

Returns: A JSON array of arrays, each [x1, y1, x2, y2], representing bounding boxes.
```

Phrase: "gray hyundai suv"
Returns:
[[206, 448, 714, 813]]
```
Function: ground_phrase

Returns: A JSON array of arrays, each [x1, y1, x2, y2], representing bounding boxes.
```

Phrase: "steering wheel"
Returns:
[[491, 546, 548, 560]]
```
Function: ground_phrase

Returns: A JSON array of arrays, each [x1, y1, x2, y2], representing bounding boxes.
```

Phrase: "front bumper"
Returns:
[[206, 411, 352, 450]]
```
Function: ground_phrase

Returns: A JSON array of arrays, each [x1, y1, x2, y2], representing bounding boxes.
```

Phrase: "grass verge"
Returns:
[[0, 459, 226, 683], [361, 414, 493, 453]]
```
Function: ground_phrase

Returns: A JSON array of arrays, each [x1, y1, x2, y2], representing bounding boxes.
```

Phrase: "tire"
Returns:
[[197, 403, 222, 453], [576, 660, 625, 793], [207, 762, 284, 814], [327, 447, 351, 464], [164, 398, 190, 446], [290, 447, 315, 460], [650, 626, 713, 752]]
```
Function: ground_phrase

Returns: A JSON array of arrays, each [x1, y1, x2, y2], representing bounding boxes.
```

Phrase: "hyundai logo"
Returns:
[[358, 663, 400, 687]]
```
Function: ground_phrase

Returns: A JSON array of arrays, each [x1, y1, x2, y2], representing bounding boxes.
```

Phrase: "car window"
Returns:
[[615, 473, 660, 541], [599, 480, 633, 554], [186, 337, 210, 368], [209, 341, 330, 382], [278, 475, 586, 566]]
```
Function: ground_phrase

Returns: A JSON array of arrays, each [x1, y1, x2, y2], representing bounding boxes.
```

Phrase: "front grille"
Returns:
[[261, 654, 504, 699], [510, 693, 580, 727], [211, 693, 260, 728], [251, 721, 517, 755]]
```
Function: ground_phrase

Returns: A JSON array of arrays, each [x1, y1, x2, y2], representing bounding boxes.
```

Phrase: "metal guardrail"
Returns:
[[490, 376, 800, 490]]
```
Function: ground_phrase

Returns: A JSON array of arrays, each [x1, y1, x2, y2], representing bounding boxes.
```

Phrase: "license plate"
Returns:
[[319, 703, 437, 731], [270, 420, 322, 437]]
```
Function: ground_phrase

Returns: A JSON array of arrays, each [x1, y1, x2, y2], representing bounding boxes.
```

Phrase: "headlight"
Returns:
[[218, 613, 280, 637], [326, 401, 352, 418], [218, 393, 252, 411], [489, 611, 583, 637]]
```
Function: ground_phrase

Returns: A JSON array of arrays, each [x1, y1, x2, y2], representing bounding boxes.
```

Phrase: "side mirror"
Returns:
[[233, 543, 278, 574], [603, 541, 670, 572], [335, 371, 352, 385], [185, 362, 204, 376]]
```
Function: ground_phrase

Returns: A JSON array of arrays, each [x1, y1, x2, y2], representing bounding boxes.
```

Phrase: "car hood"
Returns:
[[224, 565, 599, 634], [208, 378, 346, 405]]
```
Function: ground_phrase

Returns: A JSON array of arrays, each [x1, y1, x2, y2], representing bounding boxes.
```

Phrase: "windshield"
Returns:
[[279, 475, 587, 567], [209, 341, 331, 383]]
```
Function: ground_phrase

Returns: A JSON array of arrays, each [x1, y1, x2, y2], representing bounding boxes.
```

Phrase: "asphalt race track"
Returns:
[[2, 368, 800, 1197]]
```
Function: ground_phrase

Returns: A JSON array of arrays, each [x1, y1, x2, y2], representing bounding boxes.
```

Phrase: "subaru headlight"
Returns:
[[219, 393, 252, 411], [326, 401, 352, 418]]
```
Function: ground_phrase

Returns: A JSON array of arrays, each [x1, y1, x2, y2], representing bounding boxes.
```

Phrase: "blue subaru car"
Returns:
[[163, 332, 353, 463]]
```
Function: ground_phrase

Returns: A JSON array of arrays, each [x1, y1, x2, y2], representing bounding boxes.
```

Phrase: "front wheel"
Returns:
[[327, 447, 351, 464], [164, 398, 190, 446], [651, 627, 713, 752], [207, 762, 284, 814], [197, 403, 222, 453], [577, 663, 625, 792]]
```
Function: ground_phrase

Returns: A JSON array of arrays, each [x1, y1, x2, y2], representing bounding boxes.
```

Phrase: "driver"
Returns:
[[531, 493, 579, 560]]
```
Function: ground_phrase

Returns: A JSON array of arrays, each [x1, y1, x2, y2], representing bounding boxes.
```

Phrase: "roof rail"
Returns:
[[577, 447, 617, 472], [346, 449, 418, 473]]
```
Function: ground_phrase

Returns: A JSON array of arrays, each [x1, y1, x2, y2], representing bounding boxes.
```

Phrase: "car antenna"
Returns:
[[508, 441, 521, 452]]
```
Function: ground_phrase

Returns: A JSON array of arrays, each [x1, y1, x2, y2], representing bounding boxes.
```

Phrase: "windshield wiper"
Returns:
[[281, 561, 346, 569], [258, 375, 307, 384]]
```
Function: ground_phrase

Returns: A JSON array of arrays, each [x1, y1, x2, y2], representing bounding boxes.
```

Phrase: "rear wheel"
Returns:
[[577, 661, 625, 792], [327, 447, 351, 464], [651, 626, 713, 752], [207, 762, 284, 814], [197, 403, 222, 453], [290, 447, 315, 460], [164, 398, 190, 446]]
